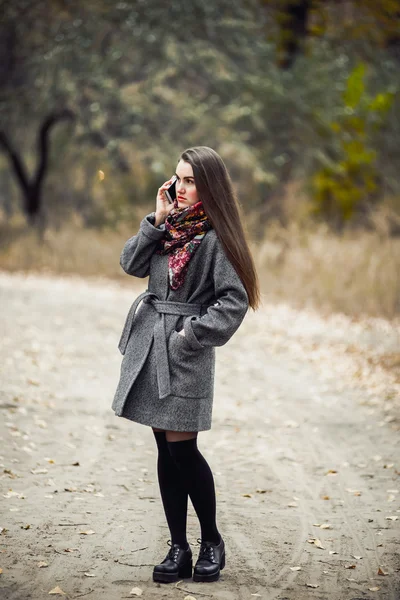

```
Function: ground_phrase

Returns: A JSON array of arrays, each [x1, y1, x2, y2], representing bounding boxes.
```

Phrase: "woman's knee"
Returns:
[[165, 430, 198, 443]]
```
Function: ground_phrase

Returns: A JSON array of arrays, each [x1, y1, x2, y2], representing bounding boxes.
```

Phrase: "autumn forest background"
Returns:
[[1, 0, 399, 317]]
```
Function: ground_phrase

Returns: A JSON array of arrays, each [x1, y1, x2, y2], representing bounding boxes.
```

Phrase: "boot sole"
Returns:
[[193, 551, 225, 582], [153, 560, 193, 583]]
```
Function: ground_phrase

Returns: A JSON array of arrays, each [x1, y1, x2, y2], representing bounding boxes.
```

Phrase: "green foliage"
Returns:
[[311, 62, 394, 226], [268, 0, 400, 64], [0, 1, 400, 232]]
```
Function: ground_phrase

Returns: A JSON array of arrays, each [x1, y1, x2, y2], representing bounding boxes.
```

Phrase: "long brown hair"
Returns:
[[180, 146, 260, 311]]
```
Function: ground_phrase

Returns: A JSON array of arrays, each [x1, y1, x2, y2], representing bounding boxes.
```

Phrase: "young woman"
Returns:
[[112, 146, 260, 583]]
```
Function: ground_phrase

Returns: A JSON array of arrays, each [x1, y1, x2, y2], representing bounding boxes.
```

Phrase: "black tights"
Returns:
[[153, 431, 221, 547]]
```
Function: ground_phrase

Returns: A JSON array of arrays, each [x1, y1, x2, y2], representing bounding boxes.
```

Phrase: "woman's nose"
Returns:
[[176, 181, 185, 193]]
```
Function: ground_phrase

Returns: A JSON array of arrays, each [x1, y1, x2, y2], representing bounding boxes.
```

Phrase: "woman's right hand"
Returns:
[[155, 178, 175, 225]]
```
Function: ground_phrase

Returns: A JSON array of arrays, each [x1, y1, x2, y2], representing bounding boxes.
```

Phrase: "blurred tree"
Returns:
[[0, 0, 266, 224], [0, 110, 75, 224], [262, 0, 400, 68], [311, 62, 394, 227], [0, 0, 399, 232]]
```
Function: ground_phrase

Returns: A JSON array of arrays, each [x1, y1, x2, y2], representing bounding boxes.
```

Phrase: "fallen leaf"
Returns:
[[130, 587, 143, 596], [284, 420, 299, 428], [64, 548, 79, 552], [183, 596, 196, 600], [307, 537, 325, 549], [79, 530, 95, 535], [386, 516, 398, 521], [325, 469, 337, 475], [319, 523, 332, 529], [21, 525, 30, 530], [290, 566, 301, 571], [84, 573, 96, 577], [287, 502, 298, 507], [256, 489, 267, 494], [329, 550, 338, 555], [38, 562, 48, 568], [306, 583, 319, 588], [4, 469, 18, 478], [345, 564, 356, 569], [346, 577, 357, 582], [377, 567, 388, 575], [48, 586, 66, 595], [27, 379, 40, 386], [31, 468, 48, 475], [345, 488, 361, 496], [242, 494, 252, 498], [3, 491, 25, 499], [352, 555, 362, 560], [369, 587, 381, 591], [321, 495, 330, 500]]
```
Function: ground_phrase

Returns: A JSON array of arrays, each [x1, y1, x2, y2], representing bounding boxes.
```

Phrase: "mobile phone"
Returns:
[[165, 175, 177, 204]]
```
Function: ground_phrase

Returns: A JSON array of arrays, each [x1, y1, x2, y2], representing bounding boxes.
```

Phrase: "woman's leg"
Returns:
[[165, 431, 221, 545], [152, 427, 189, 548]]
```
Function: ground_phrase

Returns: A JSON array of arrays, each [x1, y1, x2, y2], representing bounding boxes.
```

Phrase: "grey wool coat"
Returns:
[[111, 212, 249, 431]]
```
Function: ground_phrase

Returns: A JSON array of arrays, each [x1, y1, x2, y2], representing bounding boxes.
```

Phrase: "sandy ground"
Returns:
[[0, 271, 399, 600]]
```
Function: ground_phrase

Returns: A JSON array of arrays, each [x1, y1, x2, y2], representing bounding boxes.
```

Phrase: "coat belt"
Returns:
[[118, 290, 206, 400]]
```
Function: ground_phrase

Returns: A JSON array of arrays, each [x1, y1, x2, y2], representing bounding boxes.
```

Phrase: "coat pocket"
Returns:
[[168, 330, 214, 399]]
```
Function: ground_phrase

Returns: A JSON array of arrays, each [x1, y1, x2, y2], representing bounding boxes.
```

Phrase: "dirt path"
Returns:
[[0, 272, 399, 600]]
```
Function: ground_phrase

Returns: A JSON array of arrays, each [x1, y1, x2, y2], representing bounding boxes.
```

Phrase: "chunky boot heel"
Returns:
[[153, 541, 192, 583], [178, 559, 193, 578], [193, 536, 225, 583]]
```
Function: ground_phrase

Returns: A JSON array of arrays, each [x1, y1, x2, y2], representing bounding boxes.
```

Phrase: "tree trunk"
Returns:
[[0, 109, 75, 225], [277, 0, 311, 69]]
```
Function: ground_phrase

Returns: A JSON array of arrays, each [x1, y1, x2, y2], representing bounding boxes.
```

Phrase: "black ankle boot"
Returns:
[[193, 536, 225, 582], [153, 540, 193, 583]]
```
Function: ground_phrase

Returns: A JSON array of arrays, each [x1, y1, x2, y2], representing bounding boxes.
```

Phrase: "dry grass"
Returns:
[[0, 214, 399, 319], [0, 214, 139, 282], [252, 222, 400, 319]]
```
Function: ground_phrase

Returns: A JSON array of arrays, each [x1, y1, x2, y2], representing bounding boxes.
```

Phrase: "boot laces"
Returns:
[[196, 538, 216, 562], [167, 539, 181, 561]]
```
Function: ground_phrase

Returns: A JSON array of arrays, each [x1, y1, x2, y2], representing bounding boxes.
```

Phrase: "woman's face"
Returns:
[[175, 159, 199, 208]]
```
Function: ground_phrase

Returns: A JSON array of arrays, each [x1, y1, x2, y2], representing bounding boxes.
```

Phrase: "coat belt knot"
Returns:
[[118, 290, 207, 399]]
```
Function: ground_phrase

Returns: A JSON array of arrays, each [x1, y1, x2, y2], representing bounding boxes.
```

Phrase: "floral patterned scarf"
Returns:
[[156, 199, 212, 290]]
